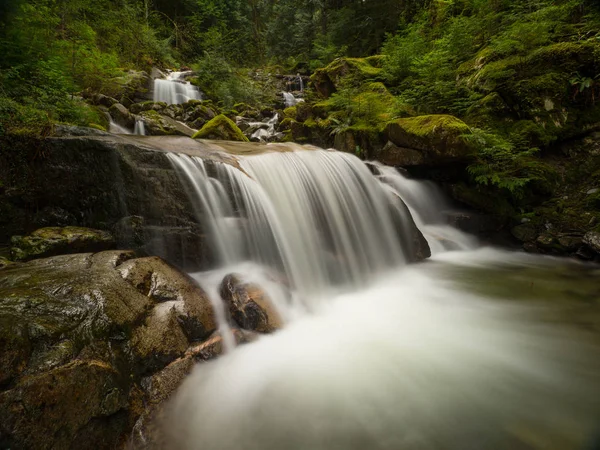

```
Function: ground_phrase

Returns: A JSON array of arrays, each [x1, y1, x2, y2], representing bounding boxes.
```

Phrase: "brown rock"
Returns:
[[220, 274, 283, 333]]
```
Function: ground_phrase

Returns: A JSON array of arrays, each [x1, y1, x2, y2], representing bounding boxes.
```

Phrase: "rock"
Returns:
[[10, 226, 115, 261], [219, 274, 283, 333], [557, 234, 583, 252], [0, 257, 12, 269], [446, 211, 504, 235], [536, 233, 557, 250], [0, 133, 247, 270], [310, 56, 385, 98], [109, 103, 135, 129], [583, 231, 600, 254], [102, 70, 151, 105], [511, 223, 537, 243], [53, 124, 110, 137], [381, 115, 473, 166], [92, 93, 119, 108], [379, 140, 426, 166], [130, 101, 168, 115], [139, 111, 196, 136], [192, 114, 249, 142], [0, 251, 216, 449], [587, 188, 599, 195]]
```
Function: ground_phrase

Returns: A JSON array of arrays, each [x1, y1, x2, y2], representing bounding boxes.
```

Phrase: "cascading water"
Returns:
[[283, 92, 298, 108], [158, 144, 600, 450], [134, 119, 146, 135], [248, 113, 281, 142], [153, 71, 202, 105], [108, 118, 131, 134]]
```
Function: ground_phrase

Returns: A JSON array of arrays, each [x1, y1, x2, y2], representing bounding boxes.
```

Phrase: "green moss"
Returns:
[[192, 114, 249, 142], [284, 106, 297, 120], [88, 123, 107, 132], [391, 115, 471, 138]]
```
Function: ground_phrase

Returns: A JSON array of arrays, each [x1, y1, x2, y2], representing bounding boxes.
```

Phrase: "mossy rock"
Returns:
[[10, 226, 115, 262], [310, 56, 386, 98], [130, 101, 168, 115], [381, 115, 473, 166], [284, 106, 297, 120], [192, 115, 249, 142], [139, 110, 196, 136]]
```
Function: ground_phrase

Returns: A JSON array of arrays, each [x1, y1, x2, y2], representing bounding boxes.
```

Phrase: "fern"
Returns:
[[465, 128, 555, 199]]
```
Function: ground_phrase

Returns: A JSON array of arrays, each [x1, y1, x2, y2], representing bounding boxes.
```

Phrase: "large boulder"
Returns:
[[192, 115, 249, 142], [0, 251, 216, 449], [10, 226, 115, 261], [583, 231, 600, 255], [0, 133, 240, 270], [109, 103, 135, 129], [381, 115, 473, 166]]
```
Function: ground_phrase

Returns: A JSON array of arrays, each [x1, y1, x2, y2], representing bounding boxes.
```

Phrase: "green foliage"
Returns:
[[465, 128, 556, 200], [192, 53, 270, 108]]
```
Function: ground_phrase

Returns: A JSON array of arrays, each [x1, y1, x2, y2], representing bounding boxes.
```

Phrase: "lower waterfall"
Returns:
[[158, 144, 599, 450]]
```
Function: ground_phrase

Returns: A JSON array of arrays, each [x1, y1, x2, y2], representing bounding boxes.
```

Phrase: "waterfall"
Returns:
[[153, 71, 202, 105], [108, 118, 131, 134], [282, 92, 297, 108], [159, 143, 599, 450], [168, 148, 412, 302], [371, 162, 477, 253], [133, 119, 146, 135], [297, 73, 304, 92], [249, 113, 280, 141]]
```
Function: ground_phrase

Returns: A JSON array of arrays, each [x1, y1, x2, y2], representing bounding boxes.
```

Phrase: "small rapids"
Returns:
[[161, 146, 600, 450]]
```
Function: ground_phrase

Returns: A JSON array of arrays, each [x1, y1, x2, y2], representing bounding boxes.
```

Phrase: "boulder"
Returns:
[[310, 56, 385, 98], [511, 223, 537, 243], [381, 115, 473, 166], [219, 274, 283, 333], [0, 251, 216, 449], [109, 103, 135, 129], [10, 226, 115, 261], [583, 231, 600, 254], [138, 110, 196, 136], [130, 101, 168, 115], [192, 115, 249, 142]]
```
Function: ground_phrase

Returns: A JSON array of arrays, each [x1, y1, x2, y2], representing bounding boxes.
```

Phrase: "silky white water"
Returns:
[[163, 147, 600, 450], [134, 119, 146, 135], [154, 71, 202, 104]]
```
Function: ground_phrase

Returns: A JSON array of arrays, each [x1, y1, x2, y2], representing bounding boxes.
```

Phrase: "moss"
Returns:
[[391, 115, 471, 138], [310, 56, 386, 98], [284, 106, 297, 120], [278, 118, 293, 131], [88, 123, 107, 132], [192, 114, 249, 142]]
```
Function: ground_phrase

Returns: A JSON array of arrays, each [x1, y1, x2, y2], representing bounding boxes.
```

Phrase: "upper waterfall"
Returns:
[[153, 71, 202, 104]]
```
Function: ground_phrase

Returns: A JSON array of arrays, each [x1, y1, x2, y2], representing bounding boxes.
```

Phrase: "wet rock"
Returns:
[[220, 274, 283, 333], [10, 226, 115, 261], [557, 234, 583, 252], [0, 251, 216, 449], [583, 231, 600, 254], [511, 223, 537, 243]]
